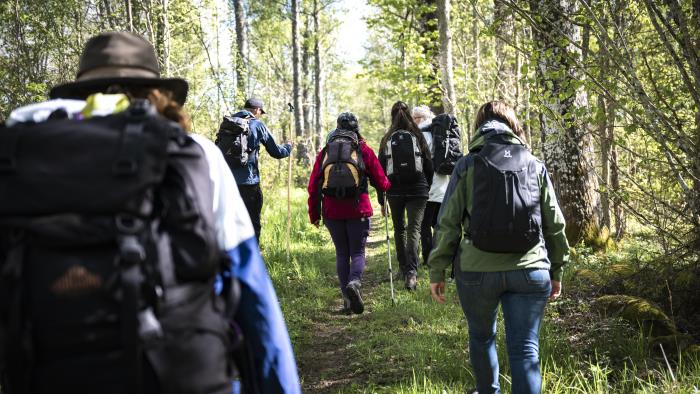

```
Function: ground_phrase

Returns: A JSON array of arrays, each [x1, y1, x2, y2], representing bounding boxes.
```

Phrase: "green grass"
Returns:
[[260, 183, 700, 393]]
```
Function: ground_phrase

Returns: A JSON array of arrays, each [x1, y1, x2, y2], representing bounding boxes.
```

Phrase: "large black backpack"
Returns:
[[384, 130, 423, 185], [321, 130, 366, 199], [215, 115, 252, 169], [430, 114, 462, 175], [0, 100, 246, 394], [468, 138, 543, 253]]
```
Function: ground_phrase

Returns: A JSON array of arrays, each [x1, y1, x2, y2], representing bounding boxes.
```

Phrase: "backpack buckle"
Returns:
[[116, 215, 146, 264]]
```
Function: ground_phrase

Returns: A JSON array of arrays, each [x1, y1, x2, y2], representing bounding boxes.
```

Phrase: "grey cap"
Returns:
[[244, 98, 266, 114]]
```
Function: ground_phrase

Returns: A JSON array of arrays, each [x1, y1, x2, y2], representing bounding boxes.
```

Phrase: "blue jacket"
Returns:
[[230, 110, 292, 185]]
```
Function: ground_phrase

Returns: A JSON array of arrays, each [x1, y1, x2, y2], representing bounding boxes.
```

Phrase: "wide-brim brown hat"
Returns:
[[50, 31, 188, 105]]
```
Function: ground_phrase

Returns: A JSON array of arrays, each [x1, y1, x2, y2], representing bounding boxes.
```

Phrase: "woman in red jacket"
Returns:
[[308, 112, 391, 314]]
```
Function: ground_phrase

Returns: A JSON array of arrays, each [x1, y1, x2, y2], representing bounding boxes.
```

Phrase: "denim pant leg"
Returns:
[[501, 269, 551, 394], [346, 218, 370, 283], [456, 271, 503, 394], [404, 197, 427, 276], [388, 196, 408, 276], [324, 219, 351, 296]]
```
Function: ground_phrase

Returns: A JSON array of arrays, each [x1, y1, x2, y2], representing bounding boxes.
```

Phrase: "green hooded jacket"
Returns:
[[428, 120, 570, 283]]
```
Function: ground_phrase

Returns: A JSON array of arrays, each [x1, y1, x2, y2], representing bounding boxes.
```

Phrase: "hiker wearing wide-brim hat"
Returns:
[[50, 31, 189, 105], [3, 30, 301, 394]]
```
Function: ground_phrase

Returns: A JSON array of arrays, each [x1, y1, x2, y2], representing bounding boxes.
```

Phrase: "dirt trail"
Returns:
[[296, 217, 391, 393]]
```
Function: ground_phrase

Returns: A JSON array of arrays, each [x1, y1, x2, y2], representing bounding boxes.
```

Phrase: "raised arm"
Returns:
[[258, 122, 292, 159]]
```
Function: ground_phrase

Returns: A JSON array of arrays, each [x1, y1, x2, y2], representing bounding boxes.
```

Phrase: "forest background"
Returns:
[[1, 0, 700, 392]]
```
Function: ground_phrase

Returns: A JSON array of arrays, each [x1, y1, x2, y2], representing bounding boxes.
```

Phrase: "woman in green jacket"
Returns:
[[428, 101, 569, 394]]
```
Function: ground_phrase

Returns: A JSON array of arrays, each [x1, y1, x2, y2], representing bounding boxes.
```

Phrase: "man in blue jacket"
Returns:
[[228, 98, 293, 241]]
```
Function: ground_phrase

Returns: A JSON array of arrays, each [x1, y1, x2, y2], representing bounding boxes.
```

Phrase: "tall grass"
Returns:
[[261, 183, 700, 393]]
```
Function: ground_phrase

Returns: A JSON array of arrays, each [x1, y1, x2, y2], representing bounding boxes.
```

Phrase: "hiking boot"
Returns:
[[345, 280, 364, 314], [404, 274, 417, 291]]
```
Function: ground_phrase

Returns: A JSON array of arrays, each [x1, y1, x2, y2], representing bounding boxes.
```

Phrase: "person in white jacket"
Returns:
[[412, 105, 450, 268]]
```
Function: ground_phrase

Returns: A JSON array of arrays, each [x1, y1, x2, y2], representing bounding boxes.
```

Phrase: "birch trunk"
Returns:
[[291, 0, 304, 138], [437, 0, 456, 115], [313, 0, 324, 150]]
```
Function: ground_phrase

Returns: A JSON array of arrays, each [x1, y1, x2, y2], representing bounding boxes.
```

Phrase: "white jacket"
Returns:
[[420, 120, 449, 203]]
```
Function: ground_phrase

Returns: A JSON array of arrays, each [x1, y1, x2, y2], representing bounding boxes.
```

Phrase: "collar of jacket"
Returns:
[[468, 119, 526, 152], [233, 110, 256, 119]]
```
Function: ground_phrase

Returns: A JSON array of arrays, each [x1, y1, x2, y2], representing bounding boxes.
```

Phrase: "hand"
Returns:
[[430, 282, 445, 304], [287, 141, 295, 149], [380, 204, 388, 217], [549, 280, 562, 300], [312, 220, 320, 228]]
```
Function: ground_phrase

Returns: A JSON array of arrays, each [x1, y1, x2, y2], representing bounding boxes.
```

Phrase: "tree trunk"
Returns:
[[437, 0, 456, 115], [418, 0, 443, 112], [530, 0, 602, 245], [609, 101, 625, 239], [162, 0, 170, 75], [234, 0, 248, 97], [125, 0, 134, 32], [291, 0, 304, 138], [302, 10, 312, 140], [313, 0, 324, 151], [493, 0, 513, 102], [597, 34, 611, 230]]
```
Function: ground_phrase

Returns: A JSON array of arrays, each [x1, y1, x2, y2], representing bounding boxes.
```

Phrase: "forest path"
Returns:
[[295, 215, 395, 393]]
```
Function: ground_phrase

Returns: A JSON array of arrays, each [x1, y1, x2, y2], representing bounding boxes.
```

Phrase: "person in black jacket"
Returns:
[[378, 101, 434, 290]]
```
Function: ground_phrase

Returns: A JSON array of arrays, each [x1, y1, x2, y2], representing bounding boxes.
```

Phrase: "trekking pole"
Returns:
[[286, 103, 294, 265], [383, 194, 396, 306]]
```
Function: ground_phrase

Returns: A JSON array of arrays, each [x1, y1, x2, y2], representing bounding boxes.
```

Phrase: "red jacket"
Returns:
[[308, 140, 391, 223]]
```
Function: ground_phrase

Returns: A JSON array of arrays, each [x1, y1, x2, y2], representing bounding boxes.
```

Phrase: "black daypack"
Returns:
[[430, 114, 462, 175], [216, 115, 252, 168], [384, 130, 423, 185], [321, 130, 366, 199], [0, 100, 245, 394], [468, 138, 542, 253]]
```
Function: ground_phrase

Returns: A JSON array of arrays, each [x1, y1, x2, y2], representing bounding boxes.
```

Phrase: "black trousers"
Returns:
[[420, 201, 441, 267], [238, 184, 263, 241], [387, 196, 427, 277]]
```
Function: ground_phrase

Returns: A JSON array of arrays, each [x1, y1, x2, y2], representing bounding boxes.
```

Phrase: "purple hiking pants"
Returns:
[[324, 217, 371, 295]]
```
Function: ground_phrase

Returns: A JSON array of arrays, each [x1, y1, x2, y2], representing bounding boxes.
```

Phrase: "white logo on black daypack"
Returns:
[[321, 130, 365, 199], [216, 115, 252, 168], [468, 140, 542, 253], [385, 130, 423, 184]]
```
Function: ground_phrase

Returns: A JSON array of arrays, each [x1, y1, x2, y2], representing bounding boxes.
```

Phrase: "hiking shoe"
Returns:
[[345, 280, 364, 314], [404, 274, 417, 291]]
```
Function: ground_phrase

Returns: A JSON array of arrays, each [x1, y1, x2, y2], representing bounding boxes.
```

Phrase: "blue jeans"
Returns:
[[455, 268, 551, 394]]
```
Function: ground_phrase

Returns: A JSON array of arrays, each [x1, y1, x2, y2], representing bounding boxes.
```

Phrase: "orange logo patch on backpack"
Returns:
[[51, 265, 103, 296]]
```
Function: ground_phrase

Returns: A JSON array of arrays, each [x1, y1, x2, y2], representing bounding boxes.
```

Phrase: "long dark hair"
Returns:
[[380, 101, 431, 157]]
